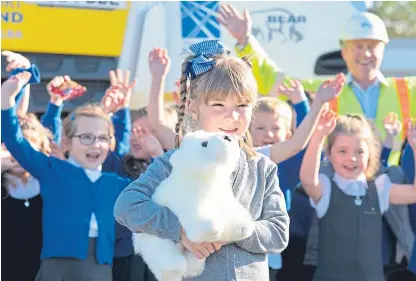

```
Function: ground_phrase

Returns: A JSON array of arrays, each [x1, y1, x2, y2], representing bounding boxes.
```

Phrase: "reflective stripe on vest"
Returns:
[[394, 78, 411, 139], [330, 78, 410, 137]]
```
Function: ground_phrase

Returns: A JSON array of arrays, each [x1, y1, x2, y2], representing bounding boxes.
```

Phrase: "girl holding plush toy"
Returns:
[[114, 40, 344, 281]]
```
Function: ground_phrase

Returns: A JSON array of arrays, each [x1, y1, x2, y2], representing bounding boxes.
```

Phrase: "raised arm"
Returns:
[[218, 4, 285, 95], [147, 48, 176, 150], [2, 51, 33, 115], [380, 112, 402, 167], [1, 74, 52, 180], [102, 69, 136, 157], [40, 76, 68, 145], [269, 74, 345, 164], [300, 109, 337, 203]]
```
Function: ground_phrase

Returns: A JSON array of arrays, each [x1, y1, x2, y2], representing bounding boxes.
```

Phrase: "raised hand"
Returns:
[[47, 75, 86, 101], [148, 48, 171, 78], [1, 72, 32, 99], [315, 73, 345, 104], [1, 50, 30, 71], [383, 112, 402, 138], [102, 69, 136, 113], [132, 126, 164, 158], [217, 4, 252, 45], [277, 80, 307, 104]]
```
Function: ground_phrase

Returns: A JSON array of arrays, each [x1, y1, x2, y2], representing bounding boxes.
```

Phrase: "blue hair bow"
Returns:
[[185, 40, 230, 79]]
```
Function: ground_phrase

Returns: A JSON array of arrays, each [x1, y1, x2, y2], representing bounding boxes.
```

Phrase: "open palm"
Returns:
[[103, 69, 137, 113], [217, 4, 252, 45], [316, 73, 345, 103]]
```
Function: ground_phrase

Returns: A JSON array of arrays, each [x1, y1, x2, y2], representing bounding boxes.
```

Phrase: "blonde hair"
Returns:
[[255, 97, 293, 131], [63, 104, 116, 151], [18, 113, 53, 155], [327, 114, 381, 179], [175, 53, 258, 158]]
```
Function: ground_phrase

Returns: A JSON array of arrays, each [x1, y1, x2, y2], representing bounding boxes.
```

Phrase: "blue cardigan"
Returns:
[[40, 104, 135, 258], [1, 107, 130, 265]]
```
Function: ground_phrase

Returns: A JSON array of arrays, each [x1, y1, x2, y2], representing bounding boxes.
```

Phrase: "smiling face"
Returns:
[[328, 134, 370, 179], [250, 111, 292, 147], [341, 39, 385, 86], [67, 116, 111, 169], [189, 94, 252, 139], [326, 115, 380, 179]]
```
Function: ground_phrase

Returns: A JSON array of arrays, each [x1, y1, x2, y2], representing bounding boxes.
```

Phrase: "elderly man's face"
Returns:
[[341, 39, 385, 85]]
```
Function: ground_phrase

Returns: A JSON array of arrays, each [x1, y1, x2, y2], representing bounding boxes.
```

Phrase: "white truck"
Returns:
[[2, 1, 415, 112], [119, 1, 416, 109]]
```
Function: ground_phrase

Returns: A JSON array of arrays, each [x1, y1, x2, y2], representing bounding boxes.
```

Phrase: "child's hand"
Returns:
[[313, 107, 337, 139], [180, 227, 222, 259], [102, 69, 137, 113], [315, 73, 345, 104], [47, 75, 86, 102], [383, 112, 402, 138], [1, 72, 32, 101], [407, 119, 416, 151], [217, 4, 252, 46], [1, 50, 31, 71], [277, 80, 307, 104], [133, 127, 164, 158], [148, 48, 171, 78]]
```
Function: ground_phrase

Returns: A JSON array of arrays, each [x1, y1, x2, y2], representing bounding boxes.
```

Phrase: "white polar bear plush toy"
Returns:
[[133, 130, 255, 281]]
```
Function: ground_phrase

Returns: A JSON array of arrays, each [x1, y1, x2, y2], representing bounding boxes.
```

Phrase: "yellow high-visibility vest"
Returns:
[[236, 37, 416, 165]]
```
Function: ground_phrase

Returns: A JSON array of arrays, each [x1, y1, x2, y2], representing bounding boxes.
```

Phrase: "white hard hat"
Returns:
[[340, 12, 389, 44]]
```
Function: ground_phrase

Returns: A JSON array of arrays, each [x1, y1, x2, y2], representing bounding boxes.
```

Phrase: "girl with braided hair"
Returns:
[[115, 40, 289, 281]]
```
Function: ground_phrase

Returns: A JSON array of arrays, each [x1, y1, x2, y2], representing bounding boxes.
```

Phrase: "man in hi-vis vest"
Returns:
[[218, 5, 416, 166]]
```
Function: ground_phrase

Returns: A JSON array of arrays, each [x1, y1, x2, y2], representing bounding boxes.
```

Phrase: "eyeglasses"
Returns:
[[73, 133, 112, 146]]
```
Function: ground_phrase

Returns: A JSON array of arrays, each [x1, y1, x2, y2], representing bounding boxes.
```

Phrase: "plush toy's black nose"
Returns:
[[224, 136, 231, 142], [201, 141, 208, 147]]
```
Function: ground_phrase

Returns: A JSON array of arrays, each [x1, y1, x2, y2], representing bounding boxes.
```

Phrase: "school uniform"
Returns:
[[1, 99, 66, 281], [1, 107, 130, 281], [311, 172, 392, 281]]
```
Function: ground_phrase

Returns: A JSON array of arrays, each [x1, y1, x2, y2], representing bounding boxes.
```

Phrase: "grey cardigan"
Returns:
[[114, 149, 289, 281]]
